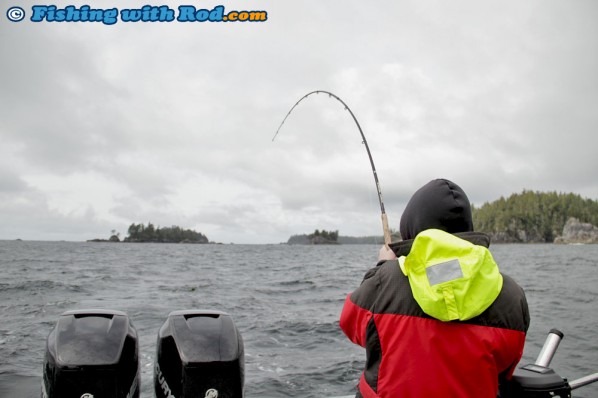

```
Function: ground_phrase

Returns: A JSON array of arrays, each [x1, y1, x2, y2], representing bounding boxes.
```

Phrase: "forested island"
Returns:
[[88, 223, 209, 243], [287, 229, 340, 245], [472, 190, 598, 243], [287, 229, 402, 245], [287, 191, 598, 245], [125, 223, 209, 243]]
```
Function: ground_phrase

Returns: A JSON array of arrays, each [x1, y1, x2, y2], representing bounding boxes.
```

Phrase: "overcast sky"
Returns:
[[1, 0, 597, 243]]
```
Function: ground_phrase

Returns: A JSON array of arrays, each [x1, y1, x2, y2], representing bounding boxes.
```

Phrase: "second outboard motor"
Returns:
[[42, 309, 140, 398], [155, 310, 244, 398]]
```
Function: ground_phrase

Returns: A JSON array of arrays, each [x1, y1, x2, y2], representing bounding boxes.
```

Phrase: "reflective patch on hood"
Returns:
[[426, 259, 463, 286]]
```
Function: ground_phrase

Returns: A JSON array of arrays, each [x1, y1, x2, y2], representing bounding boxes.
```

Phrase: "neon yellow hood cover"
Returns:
[[398, 229, 503, 321]]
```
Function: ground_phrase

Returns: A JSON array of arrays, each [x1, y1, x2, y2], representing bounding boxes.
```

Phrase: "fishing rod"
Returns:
[[273, 90, 392, 245]]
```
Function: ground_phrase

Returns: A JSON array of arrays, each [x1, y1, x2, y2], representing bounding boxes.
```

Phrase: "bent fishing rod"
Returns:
[[273, 90, 392, 246]]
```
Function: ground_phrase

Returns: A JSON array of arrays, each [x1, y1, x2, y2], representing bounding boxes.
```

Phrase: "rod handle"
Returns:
[[381, 213, 391, 246]]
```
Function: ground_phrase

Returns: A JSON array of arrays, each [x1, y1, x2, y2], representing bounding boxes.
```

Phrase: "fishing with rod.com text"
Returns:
[[5, 4, 268, 24]]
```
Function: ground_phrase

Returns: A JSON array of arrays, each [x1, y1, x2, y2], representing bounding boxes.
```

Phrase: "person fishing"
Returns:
[[340, 178, 530, 398]]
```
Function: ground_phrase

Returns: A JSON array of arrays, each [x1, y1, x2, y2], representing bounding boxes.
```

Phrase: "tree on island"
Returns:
[[124, 222, 209, 243], [109, 230, 120, 242], [308, 229, 339, 242]]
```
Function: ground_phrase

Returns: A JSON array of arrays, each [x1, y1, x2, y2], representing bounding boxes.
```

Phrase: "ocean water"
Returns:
[[0, 241, 596, 397]]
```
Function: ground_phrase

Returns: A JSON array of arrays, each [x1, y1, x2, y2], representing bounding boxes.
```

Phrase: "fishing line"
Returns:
[[272, 90, 392, 245]]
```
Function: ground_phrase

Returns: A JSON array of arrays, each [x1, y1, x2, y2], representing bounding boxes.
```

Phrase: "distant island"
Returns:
[[287, 229, 402, 245], [88, 223, 209, 244], [287, 229, 340, 245], [287, 190, 598, 245]]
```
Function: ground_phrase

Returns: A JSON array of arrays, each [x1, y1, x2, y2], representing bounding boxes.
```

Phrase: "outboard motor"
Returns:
[[155, 310, 244, 398], [42, 309, 140, 398]]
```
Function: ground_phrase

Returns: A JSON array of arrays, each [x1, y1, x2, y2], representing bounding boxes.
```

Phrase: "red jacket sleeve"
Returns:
[[340, 293, 373, 348], [340, 265, 381, 347]]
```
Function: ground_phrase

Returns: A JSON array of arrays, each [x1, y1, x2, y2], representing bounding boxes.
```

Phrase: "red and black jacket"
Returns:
[[340, 233, 530, 398]]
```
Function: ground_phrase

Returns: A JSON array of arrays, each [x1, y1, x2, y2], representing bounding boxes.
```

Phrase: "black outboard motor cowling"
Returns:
[[500, 329, 573, 398], [42, 309, 140, 398], [500, 364, 572, 398], [155, 310, 244, 398]]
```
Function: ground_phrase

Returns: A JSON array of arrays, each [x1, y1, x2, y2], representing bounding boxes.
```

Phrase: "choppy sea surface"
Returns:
[[0, 241, 597, 397]]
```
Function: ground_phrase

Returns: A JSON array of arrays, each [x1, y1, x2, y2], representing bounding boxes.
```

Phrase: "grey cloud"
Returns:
[[1, 0, 597, 242]]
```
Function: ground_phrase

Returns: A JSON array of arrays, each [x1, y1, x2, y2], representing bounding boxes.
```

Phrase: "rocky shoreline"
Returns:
[[554, 218, 598, 244], [486, 217, 598, 244]]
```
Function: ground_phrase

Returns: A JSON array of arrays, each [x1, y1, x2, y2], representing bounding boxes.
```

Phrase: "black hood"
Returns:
[[399, 179, 473, 241]]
